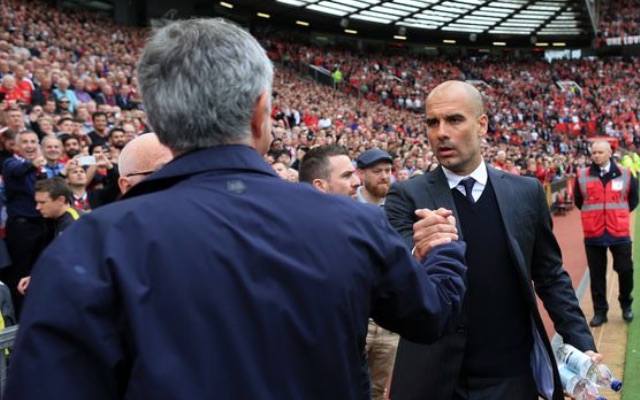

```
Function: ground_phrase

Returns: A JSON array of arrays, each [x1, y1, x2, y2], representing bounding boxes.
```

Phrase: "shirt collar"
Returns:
[[441, 161, 488, 190], [600, 162, 611, 173], [356, 185, 385, 206]]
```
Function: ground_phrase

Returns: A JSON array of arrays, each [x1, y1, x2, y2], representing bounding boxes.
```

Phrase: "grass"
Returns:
[[622, 214, 640, 400]]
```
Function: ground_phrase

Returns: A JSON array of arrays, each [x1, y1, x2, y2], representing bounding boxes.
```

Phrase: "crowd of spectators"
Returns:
[[265, 38, 640, 182], [0, 0, 640, 192], [0, 0, 638, 324], [599, 0, 640, 39]]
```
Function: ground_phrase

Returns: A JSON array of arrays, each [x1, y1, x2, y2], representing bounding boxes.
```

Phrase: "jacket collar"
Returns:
[[123, 145, 279, 200], [589, 160, 621, 178]]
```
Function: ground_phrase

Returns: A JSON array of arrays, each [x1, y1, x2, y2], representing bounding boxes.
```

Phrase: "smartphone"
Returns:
[[78, 155, 97, 166]]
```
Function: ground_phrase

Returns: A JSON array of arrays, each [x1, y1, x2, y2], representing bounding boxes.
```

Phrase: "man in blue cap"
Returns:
[[356, 148, 397, 400], [356, 149, 394, 206]]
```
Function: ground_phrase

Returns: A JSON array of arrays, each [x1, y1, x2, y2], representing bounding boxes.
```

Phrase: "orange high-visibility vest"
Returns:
[[577, 165, 632, 238]]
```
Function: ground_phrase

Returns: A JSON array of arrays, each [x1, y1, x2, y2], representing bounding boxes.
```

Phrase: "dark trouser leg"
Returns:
[[1, 217, 47, 318], [610, 242, 634, 309], [453, 374, 538, 400], [585, 244, 609, 314]]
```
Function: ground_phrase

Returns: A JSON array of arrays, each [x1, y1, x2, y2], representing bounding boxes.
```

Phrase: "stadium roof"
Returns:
[[61, 0, 596, 48], [223, 0, 596, 47]]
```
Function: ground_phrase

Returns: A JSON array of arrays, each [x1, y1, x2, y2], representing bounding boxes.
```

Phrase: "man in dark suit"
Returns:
[[115, 85, 137, 111], [6, 20, 468, 400], [1, 130, 49, 316], [386, 80, 599, 400]]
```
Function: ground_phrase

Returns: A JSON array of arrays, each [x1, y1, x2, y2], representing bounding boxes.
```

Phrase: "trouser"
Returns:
[[453, 373, 538, 400], [1, 216, 48, 318], [586, 242, 634, 314], [366, 320, 399, 400]]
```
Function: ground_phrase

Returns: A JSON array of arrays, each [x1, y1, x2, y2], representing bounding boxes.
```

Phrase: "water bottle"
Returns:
[[558, 364, 605, 400], [555, 344, 623, 391], [587, 363, 623, 391]]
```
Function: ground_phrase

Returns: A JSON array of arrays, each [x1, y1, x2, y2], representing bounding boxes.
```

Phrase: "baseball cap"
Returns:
[[357, 149, 393, 169]]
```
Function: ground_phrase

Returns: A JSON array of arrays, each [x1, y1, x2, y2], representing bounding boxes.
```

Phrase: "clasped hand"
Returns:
[[413, 208, 458, 260]]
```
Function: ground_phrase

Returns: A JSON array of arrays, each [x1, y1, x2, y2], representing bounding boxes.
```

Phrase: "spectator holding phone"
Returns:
[[59, 153, 119, 211]]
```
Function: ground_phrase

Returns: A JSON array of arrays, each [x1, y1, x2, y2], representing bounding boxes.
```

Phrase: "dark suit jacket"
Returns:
[[115, 95, 137, 111], [6, 145, 467, 400], [385, 165, 596, 400]]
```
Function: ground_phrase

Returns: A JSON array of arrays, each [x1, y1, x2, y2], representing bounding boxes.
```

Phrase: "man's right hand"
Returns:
[[32, 156, 47, 168], [413, 208, 458, 260], [17, 276, 31, 295]]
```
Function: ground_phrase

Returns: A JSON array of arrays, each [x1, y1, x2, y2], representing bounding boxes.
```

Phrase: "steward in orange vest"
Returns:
[[574, 140, 638, 327], [577, 163, 633, 238]]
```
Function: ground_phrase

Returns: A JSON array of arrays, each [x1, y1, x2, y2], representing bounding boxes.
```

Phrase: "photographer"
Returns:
[[58, 152, 119, 211]]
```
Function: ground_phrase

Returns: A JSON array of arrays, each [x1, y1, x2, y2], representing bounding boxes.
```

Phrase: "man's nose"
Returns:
[[433, 121, 450, 138], [351, 174, 361, 187]]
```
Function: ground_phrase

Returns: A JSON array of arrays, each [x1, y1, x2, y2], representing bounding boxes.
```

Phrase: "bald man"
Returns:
[[118, 133, 173, 194], [575, 140, 638, 327], [385, 80, 597, 400]]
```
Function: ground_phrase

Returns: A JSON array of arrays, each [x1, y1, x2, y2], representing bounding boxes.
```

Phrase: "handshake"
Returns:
[[413, 208, 459, 260]]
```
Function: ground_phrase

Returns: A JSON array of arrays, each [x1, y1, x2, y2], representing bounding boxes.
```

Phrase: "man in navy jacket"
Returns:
[[6, 19, 467, 400]]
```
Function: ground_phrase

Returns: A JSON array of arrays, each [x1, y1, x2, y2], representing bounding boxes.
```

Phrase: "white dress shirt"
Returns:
[[441, 162, 488, 203]]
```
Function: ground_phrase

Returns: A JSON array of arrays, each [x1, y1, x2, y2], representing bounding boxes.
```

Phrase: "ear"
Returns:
[[312, 178, 327, 193], [55, 195, 67, 205], [477, 114, 489, 137], [118, 177, 131, 195], [250, 92, 271, 155]]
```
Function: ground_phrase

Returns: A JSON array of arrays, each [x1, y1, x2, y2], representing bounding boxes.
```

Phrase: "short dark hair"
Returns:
[[299, 145, 350, 183], [35, 177, 72, 204], [60, 134, 78, 146], [275, 149, 291, 159], [108, 127, 124, 138], [57, 117, 73, 126], [89, 143, 109, 154], [92, 111, 108, 121]]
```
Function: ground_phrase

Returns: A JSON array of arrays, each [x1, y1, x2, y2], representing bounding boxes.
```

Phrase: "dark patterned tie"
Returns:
[[460, 177, 476, 204]]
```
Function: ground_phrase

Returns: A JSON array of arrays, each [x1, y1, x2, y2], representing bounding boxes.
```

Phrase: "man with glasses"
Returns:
[[117, 133, 173, 194], [56, 97, 71, 115], [53, 78, 78, 112]]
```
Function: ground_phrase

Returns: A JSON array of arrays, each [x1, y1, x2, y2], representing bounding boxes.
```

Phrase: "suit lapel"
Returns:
[[488, 167, 534, 288], [487, 167, 514, 237]]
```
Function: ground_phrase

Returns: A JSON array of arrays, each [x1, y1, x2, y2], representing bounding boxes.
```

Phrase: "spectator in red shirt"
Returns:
[[0, 75, 29, 105]]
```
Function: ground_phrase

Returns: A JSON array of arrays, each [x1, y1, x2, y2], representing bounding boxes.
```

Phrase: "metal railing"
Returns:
[[544, 176, 576, 214]]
